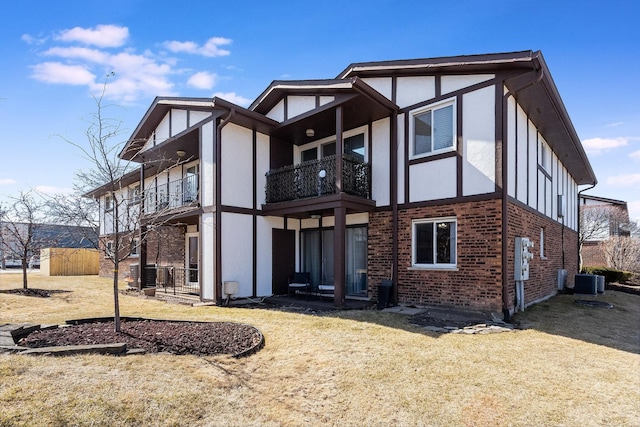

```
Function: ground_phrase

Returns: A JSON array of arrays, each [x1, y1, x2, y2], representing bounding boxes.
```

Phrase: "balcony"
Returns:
[[144, 174, 199, 214], [265, 154, 370, 204]]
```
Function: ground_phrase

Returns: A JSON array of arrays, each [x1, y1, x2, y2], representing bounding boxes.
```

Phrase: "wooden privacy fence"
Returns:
[[40, 248, 99, 276]]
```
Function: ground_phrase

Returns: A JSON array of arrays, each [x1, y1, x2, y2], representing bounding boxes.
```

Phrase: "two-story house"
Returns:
[[89, 50, 596, 317], [579, 194, 630, 267]]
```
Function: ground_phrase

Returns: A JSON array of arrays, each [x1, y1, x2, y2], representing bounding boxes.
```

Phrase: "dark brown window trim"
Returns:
[[538, 164, 552, 180], [398, 77, 497, 114], [408, 150, 458, 166]]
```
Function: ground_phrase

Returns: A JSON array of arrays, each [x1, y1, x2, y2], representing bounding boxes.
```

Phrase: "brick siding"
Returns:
[[582, 241, 606, 267], [368, 199, 578, 313], [506, 202, 578, 310], [98, 225, 186, 279]]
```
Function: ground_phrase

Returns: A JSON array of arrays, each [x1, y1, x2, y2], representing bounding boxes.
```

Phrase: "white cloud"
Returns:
[[213, 92, 252, 107], [29, 26, 233, 104], [0, 179, 17, 186], [187, 72, 217, 90], [606, 173, 640, 187], [582, 137, 628, 155], [35, 185, 73, 195], [630, 150, 640, 160], [163, 37, 231, 57], [605, 121, 624, 128], [21, 34, 47, 45], [55, 24, 129, 48], [43, 46, 109, 63], [31, 62, 95, 85]]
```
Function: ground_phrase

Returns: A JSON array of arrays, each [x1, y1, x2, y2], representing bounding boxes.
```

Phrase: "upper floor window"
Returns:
[[539, 140, 550, 172], [105, 195, 113, 212], [128, 185, 141, 204], [300, 132, 366, 163], [412, 217, 457, 268], [411, 100, 455, 158]]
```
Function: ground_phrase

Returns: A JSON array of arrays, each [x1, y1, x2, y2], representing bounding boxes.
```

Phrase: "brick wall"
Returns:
[[367, 211, 394, 297], [98, 225, 186, 279], [506, 202, 578, 310], [145, 226, 186, 266], [368, 199, 578, 313], [369, 199, 503, 312], [582, 241, 606, 267]]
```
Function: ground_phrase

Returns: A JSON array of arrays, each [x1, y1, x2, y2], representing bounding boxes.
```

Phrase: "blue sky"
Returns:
[[1, 0, 639, 221]]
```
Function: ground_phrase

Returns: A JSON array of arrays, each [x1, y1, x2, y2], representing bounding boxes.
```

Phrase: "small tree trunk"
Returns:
[[113, 265, 121, 332], [22, 260, 28, 290]]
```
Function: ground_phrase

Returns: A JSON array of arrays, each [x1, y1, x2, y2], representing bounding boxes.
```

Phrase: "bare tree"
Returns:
[[48, 73, 133, 332], [579, 205, 630, 270], [600, 235, 640, 272], [0, 192, 53, 289], [49, 74, 184, 332]]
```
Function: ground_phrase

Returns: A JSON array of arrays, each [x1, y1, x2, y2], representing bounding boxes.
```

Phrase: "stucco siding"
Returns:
[[221, 212, 253, 297], [395, 76, 435, 108], [371, 118, 391, 206], [462, 85, 496, 196], [441, 74, 494, 95], [221, 123, 253, 209], [409, 157, 457, 202]]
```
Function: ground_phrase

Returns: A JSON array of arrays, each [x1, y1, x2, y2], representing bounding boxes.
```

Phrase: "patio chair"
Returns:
[[317, 283, 335, 301], [288, 272, 311, 298]]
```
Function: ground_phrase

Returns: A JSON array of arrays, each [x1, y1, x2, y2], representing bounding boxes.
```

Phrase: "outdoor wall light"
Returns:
[[306, 128, 315, 137], [176, 150, 186, 158], [318, 169, 326, 178]]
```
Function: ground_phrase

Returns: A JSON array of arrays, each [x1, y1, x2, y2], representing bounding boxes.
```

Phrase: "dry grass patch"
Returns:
[[1, 273, 639, 426]]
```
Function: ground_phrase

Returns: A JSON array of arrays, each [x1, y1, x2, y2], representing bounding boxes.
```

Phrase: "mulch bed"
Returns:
[[19, 319, 264, 357], [0, 288, 70, 298]]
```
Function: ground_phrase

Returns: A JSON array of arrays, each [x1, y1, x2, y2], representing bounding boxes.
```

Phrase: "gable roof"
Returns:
[[250, 78, 398, 145], [119, 96, 279, 162], [338, 50, 596, 186]]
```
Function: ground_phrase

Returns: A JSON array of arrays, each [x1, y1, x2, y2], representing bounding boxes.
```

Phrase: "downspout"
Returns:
[[390, 110, 399, 305], [215, 108, 235, 304], [501, 64, 544, 322]]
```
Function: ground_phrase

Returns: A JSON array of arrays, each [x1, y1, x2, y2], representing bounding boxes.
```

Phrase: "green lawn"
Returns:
[[1, 274, 639, 426]]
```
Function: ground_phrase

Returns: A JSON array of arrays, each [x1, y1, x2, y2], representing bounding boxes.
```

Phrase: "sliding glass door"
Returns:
[[301, 225, 367, 297]]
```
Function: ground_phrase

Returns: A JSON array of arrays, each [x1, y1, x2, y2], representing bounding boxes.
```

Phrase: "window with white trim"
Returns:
[[411, 100, 455, 158], [105, 195, 113, 212], [539, 140, 550, 172], [540, 227, 546, 258], [130, 237, 140, 257], [105, 241, 113, 258], [412, 218, 457, 267]]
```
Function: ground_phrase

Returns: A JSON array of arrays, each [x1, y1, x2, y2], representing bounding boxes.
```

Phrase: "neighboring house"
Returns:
[[579, 194, 630, 267], [0, 223, 96, 268], [87, 50, 596, 316]]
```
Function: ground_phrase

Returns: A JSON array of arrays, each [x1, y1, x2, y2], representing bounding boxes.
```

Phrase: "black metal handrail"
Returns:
[[265, 154, 370, 203], [145, 265, 200, 296]]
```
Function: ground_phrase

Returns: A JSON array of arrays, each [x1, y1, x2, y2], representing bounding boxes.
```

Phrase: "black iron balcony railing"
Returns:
[[265, 154, 370, 204], [143, 174, 199, 214]]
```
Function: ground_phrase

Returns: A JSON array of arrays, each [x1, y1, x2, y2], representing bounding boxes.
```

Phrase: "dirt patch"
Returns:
[[410, 308, 497, 329], [0, 288, 70, 298], [19, 319, 264, 357]]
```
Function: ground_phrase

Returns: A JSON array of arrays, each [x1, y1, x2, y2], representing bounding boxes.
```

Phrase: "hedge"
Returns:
[[581, 266, 633, 283]]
